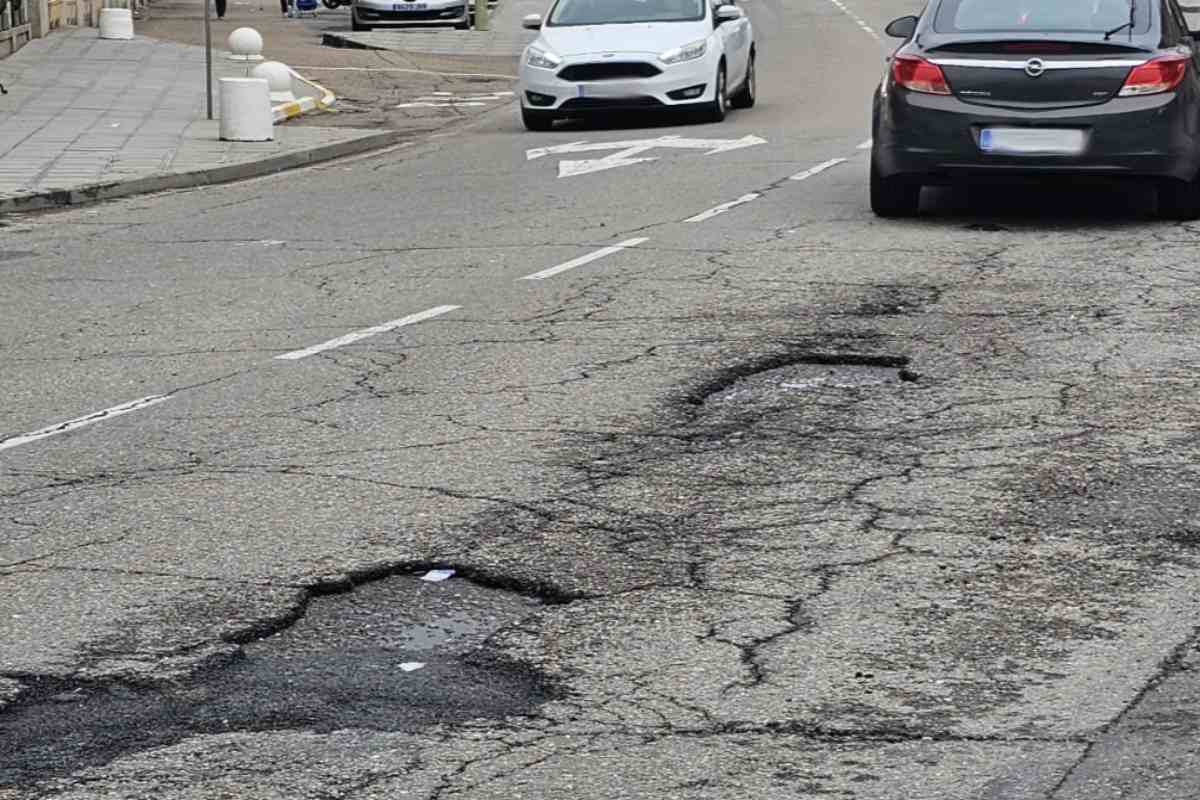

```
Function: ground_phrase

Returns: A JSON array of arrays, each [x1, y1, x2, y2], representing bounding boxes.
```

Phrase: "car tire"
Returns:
[[522, 106, 556, 132], [870, 161, 920, 218], [1158, 176, 1200, 221], [729, 53, 756, 109], [704, 63, 727, 123]]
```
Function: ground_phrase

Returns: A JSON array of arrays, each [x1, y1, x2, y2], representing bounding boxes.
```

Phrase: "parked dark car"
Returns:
[[871, 0, 1200, 218]]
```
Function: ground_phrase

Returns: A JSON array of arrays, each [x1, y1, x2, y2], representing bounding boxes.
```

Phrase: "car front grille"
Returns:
[[559, 96, 663, 110], [557, 62, 662, 82]]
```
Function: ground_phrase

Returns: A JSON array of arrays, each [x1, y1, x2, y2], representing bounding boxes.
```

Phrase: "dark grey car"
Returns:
[[871, 0, 1200, 218]]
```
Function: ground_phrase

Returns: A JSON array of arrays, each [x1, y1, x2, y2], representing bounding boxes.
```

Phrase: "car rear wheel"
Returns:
[[704, 64, 727, 123], [870, 161, 920, 218], [729, 53, 755, 109], [522, 106, 556, 132], [1158, 176, 1200, 221]]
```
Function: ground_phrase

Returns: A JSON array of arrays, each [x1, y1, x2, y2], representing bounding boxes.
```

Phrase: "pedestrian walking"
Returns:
[[215, 0, 226, 17]]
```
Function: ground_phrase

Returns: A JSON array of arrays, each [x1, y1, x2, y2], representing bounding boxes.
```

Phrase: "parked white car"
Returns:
[[351, 0, 471, 30], [518, 0, 756, 130]]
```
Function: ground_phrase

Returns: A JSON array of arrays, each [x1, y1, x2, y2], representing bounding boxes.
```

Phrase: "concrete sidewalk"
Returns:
[[0, 29, 396, 213]]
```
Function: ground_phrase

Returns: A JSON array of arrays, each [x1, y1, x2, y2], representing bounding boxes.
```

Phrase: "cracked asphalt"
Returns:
[[4, 0, 1200, 796]]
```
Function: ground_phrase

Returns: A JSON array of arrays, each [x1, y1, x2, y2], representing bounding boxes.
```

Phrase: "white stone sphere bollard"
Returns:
[[250, 61, 296, 104], [98, 7, 134, 39], [227, 27, 265, 62], [219, 78, 274, 142]]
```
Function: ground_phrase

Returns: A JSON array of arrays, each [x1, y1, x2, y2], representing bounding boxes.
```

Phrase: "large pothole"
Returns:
[[689, 352, 912, 409], [0, 574, 547, 788]]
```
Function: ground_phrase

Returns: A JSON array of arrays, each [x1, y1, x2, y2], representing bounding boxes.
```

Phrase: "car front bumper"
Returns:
[[353, 0, 466, 25], [873, 88, 1200, 184], [519, 48, 721, 114]]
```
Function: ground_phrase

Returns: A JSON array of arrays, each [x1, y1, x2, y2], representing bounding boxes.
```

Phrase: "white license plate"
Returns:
[[577, 84, 639, 99], [979, 128, 1085, 156], [392, 2, 427, 9]]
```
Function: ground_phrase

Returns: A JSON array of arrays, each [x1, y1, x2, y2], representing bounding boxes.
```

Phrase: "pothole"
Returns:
[[688, 352, 911, 407], [0, 574, 547, 789], [709, 360, 909, 405]]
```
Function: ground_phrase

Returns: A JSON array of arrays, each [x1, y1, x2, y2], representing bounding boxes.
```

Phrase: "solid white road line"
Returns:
[[520, 238, 650, 281], [275, 305, 461, 361], [0, 395, 171, 453], [685, 193, 762, 223], [790, 158, 849, 182]]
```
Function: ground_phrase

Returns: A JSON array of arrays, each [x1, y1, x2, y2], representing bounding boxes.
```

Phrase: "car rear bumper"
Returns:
[[873, 89, 1200, 183]]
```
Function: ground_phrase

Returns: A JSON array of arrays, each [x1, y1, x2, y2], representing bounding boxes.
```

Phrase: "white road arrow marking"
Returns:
[[526, 135, 768, 177]]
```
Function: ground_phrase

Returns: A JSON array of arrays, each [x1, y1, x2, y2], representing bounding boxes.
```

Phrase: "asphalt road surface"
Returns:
[[4, 0, 1200, 796]]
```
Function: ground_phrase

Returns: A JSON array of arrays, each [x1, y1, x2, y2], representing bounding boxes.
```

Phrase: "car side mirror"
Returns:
[[884, 15, 918, 38], [715, 4, 744, 23], [522, 13, 543, 29]]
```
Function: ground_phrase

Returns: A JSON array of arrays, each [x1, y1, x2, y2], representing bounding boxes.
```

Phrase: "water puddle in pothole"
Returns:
[[0, 575, 545, 788]]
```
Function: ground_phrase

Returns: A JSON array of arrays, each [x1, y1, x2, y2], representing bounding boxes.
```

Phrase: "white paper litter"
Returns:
[[421, 569, 456, 583], [399, 662, 426, 672]]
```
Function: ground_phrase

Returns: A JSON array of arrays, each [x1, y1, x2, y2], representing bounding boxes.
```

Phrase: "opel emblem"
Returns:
[[1024, 58, 1045, 77]]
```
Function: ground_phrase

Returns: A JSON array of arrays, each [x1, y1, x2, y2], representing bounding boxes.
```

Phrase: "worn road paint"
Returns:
[[527, 135, 768, 178], [790, 158, 849, 182], [0, 395, 171, 453], [521, 238, 650, 281], [686, 193, 762, 223], [826, 0, 883, 42], [276, 305, 461, 361]]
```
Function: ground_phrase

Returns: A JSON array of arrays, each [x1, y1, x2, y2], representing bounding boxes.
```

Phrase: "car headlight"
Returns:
[[660, 39, 707, 64], [526, 47, 562, 70]]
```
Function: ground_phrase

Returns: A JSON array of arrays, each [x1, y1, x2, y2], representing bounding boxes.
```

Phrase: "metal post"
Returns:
[[203, 0, 213, 119], [474, 0, 487, 30]]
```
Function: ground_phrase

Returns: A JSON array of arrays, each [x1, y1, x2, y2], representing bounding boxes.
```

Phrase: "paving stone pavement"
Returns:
[[0, 28, 389, 209], [321, 0, 539, 57]]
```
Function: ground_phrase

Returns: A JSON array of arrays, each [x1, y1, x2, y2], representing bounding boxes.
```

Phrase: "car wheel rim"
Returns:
[[749, 61, 755, 98], [718, 71, 726, 111]]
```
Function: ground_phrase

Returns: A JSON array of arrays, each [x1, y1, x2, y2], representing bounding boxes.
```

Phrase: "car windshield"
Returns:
[[547, 0, 706, 26], [933, 0, 1150, 34]]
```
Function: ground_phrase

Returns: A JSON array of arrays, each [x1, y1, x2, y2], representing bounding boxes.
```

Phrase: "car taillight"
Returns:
[[891, 54, 952, 95], [1118, 54, 1189, 96]]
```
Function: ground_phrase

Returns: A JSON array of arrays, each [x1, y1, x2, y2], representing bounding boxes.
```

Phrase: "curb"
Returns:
[[320, 31, 384, 50], [0, 130, 403, 215]]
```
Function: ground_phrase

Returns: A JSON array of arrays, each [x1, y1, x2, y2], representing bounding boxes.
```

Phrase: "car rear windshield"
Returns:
[[547, 0, 705, 26], [933, 0, 1151, 34]]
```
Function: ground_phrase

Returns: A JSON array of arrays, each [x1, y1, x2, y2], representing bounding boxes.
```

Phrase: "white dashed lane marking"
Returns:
[[685, 193, 762, 222], [275, 305, 461, 361], [790, 157, 849, 181], [520, 238, 650, 281], [0, 395, 172, 453], [826, 0, 882, 42]]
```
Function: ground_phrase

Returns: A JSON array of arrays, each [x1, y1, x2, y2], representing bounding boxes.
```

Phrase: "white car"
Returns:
[[518, 0, 755, 130], [351, 0, 470, 30]]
